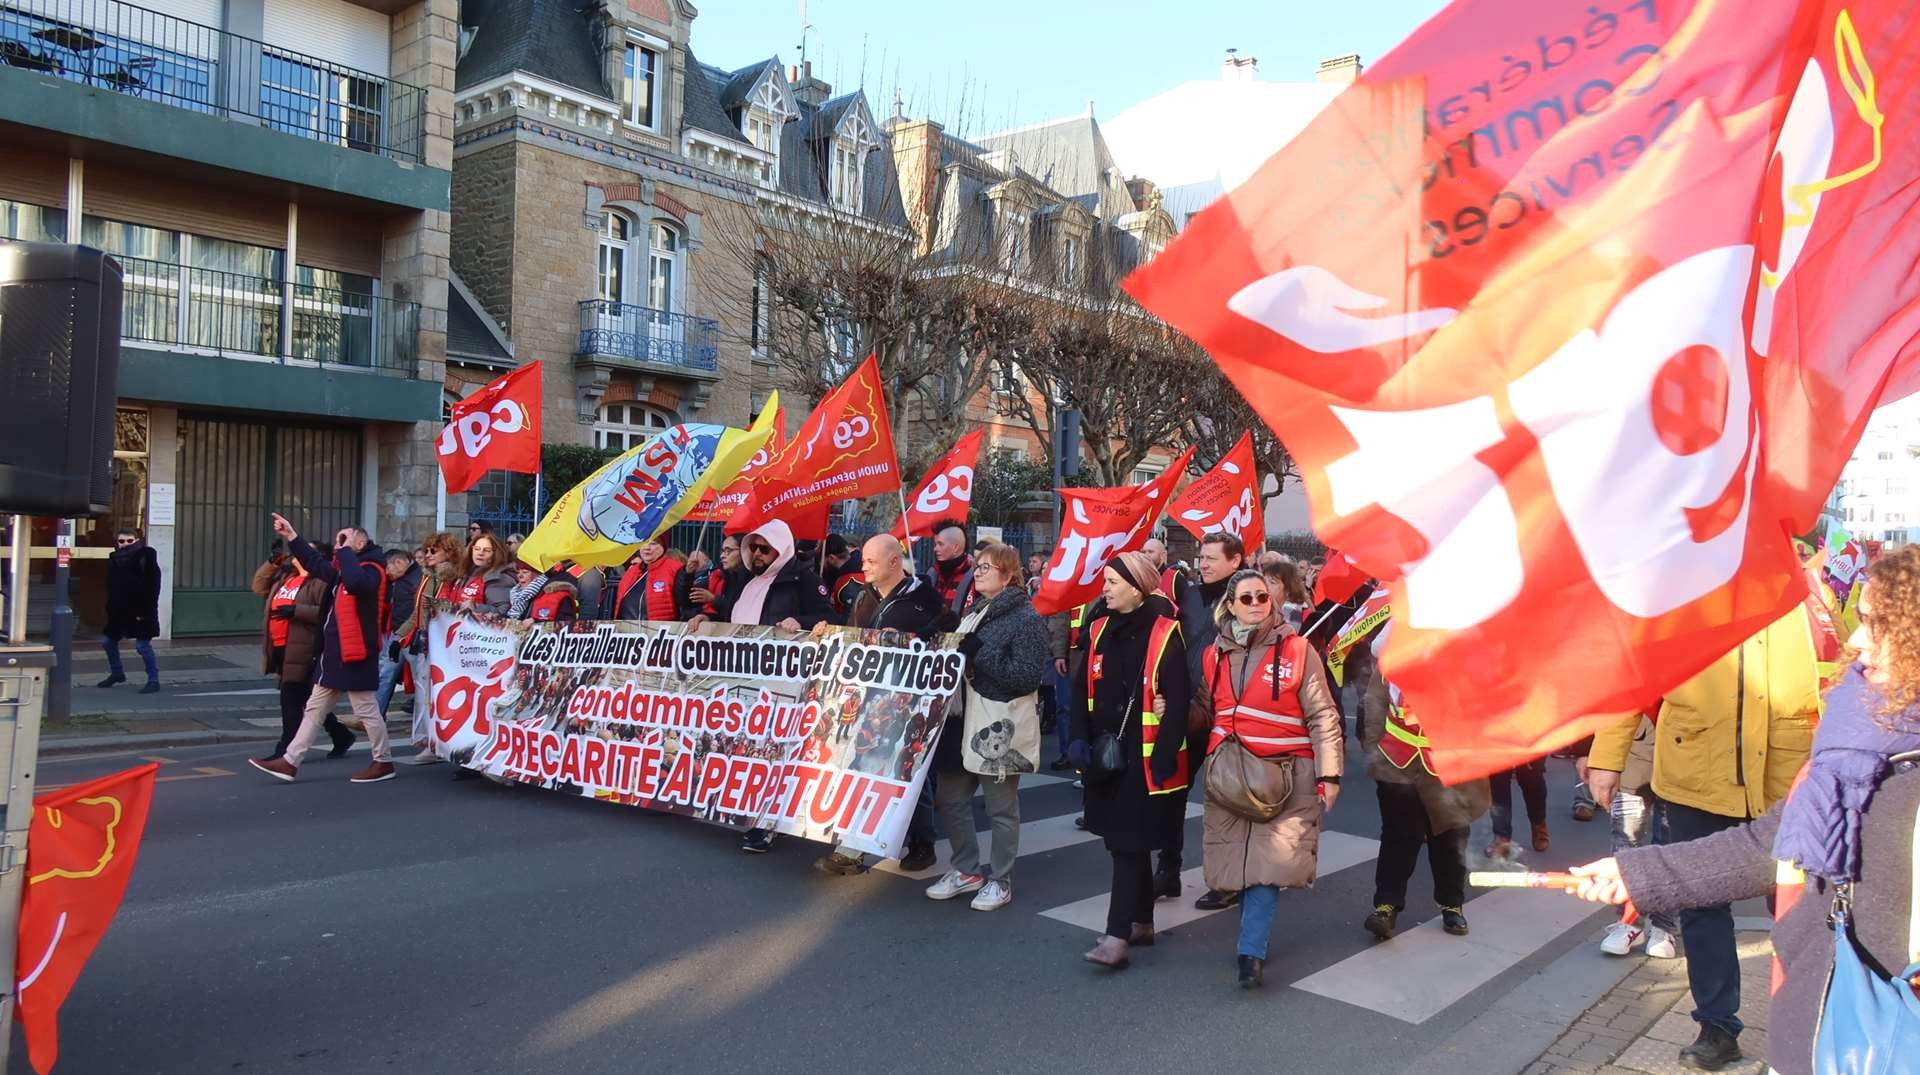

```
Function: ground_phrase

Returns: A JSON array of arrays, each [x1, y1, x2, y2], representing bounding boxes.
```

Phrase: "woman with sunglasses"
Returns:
[[1186, 569, 1343, 987]]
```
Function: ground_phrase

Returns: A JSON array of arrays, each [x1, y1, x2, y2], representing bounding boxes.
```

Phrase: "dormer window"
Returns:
[[745, 110, 780, 185], [832, 142, 863, 211], [623, 35, 665, 132]]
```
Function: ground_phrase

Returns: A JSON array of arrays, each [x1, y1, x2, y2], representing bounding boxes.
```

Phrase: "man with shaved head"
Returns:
[[929, 523, 976, 627]]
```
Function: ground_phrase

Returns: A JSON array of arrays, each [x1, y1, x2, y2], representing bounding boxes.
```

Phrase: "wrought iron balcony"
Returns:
[[576, 300, 720, 375], [0, 0, 426, 162], [115, 253, 418, 375]]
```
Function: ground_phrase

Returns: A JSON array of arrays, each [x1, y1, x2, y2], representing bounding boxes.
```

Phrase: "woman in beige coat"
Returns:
[[1187, 568, 1343, 988]]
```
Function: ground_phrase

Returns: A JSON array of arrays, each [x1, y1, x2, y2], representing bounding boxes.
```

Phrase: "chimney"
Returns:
[[789, 59, 832, 108], [1316, 53, 1362, 84], [887, 116, 944, 255], [1221, 48, 1259, 81]]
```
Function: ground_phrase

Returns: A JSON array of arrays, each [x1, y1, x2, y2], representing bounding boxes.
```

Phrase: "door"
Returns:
[[173, 416, 361, 635], [647, 221, 680, 358], [596, 212, 631, 348]]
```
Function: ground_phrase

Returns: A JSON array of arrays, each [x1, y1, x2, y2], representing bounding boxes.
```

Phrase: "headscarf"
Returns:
[[730, 519, 797, 626], [1771, 664, 1920, 884], [1107, 550, 1160, 599]]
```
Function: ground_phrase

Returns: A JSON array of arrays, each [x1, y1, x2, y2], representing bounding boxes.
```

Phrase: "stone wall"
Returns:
[[450, 141, 518, 329]]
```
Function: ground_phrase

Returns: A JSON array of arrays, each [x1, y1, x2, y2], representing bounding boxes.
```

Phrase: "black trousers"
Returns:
[[1106, 850, 1156, 938], [1372, 782, 1469, 910], [1489, 759, 1549, 838], [273, 681, 350, 758]]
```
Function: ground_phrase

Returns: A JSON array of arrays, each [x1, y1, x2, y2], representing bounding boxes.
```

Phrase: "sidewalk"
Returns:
[[1526, 924, 1772, 1075]]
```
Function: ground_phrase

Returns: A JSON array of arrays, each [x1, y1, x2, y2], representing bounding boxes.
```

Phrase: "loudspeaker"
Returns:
[[0, 243, 122, 517]]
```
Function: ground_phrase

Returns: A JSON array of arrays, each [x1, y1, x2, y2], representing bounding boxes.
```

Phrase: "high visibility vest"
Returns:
[[1374, 681, 1435, 776], [1160, 567, 1179, 597], [617, 558, 681, 620], [1202, 633, 1313, 760], [1087, 614, 1189, 795], [529, 589, 576, 622], [1070, 602, 1092, 650]]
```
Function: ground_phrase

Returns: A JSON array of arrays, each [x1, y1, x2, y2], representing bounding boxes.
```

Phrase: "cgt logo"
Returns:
[[910, 463, 973, 517], [437, 399, 530, 459]]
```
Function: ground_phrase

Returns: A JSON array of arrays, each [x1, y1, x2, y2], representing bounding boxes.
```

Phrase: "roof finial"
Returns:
[[891, 86, 904, 122]]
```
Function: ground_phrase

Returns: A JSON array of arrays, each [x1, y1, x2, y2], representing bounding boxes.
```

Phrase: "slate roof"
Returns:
[[972, 115, 1135, 220], [446, 272, 514, 366], [681, 47, 751, 147], [456, 0, 610, 97]]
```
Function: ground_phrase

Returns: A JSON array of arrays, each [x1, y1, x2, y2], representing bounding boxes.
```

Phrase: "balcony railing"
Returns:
[[116, 253, 418, 375], [577, 300, 720, 373], [0, 0, 425, 162]]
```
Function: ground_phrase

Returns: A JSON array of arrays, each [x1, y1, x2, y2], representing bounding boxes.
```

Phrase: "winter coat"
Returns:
[[104, 542, 161, 640], [387, 563, 423, 640], [527, 579, 580, 622], [443, 567, 514, 616], [935, 587, 1050, 774], [1073, 604, 1192, 853], [1590, 605, 1819, 820], [1196, 617, 1344, 893], [1615, 752, 1919, 1075], [251, 560, 325, 686], [397, 561, 458, 650], [715, 559, 831, 629], [850, 574, 946, 638], [288, 536, 387, 693], [1359, 669, 1490, 834]]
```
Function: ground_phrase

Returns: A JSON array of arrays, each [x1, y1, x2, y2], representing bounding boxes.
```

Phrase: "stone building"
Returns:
[[1, 0, 455, 635]]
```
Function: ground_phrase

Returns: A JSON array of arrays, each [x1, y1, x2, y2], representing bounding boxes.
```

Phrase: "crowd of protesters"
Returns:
[[229, 507, 1918, 1072]]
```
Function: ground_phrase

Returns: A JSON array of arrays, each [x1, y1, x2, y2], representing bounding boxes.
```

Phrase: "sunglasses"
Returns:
[[1236, 592, 1272, 606], [748, 544, 775, 556]]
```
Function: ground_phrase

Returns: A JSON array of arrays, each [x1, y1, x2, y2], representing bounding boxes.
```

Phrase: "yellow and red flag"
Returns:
[[16, 763, 160, 1074]]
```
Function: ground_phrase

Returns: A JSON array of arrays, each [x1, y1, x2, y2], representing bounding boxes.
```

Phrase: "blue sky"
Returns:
[[690, 0, 1452, 135]]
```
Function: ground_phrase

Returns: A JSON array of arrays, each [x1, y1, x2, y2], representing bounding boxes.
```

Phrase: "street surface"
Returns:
[[17, 741, 1620, 1074]]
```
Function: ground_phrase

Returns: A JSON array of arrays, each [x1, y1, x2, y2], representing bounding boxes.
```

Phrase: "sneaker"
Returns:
[[813, 852, 866, 876], [139, 681, 160, 694], [1195, 888, 1240, 911], [1364, 904, 1398, 940], [1678, 1024, 1741, 1070], [1645, 926, 1679, 959], [1531, 821, 1551, 852], [926, 869, 986, 900], [95, 673, 125, 688], [1571, 784, 1597, 822], [740, 829, 775, 854], [248, 756, 297, 782], [969, 879, 1012, 911], [1600, 920, 1646, 956], [1072, 778, 1084, 789], [349, 762, 395, 783], [1441, 906, 1470, 935], [1073, 815, 1086, 830], [899, 841, 937, 872]]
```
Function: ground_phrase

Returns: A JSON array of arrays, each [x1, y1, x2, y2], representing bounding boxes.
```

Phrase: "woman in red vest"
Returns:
[[615, 540, 688, 621], [441, 532, 513, 615], [250, 550, 352, 761], [1190, 568, 1343, 988], [1072, 550, 1190, 970]]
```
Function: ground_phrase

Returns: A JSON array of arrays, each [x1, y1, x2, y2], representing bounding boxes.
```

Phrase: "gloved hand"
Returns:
[[1066, 739, 1090, 770], [269, 605, 295, 621], [955, 634, 983, 662]]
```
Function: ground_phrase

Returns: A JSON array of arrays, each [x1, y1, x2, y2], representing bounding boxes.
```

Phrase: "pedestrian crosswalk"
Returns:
[[866, 774, 1607, 1028]]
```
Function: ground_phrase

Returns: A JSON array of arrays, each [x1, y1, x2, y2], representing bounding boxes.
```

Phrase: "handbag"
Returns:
[[1205, 735, 1295, 822], [960, 682, 1041, 778], [1085, 688, 1136, 786], [1813, 883, 1920, 1075]]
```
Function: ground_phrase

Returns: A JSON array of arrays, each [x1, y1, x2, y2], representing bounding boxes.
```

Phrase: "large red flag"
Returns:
[[729, 355, 900, 539], [436, 364, 543, 495], [1124, 0, 1920, 780], [16, 763, 160, 1074], [892, 430, 986, 539], [1312, 551, 1368, 606], [1032, 449, 1193, 616], [1169, 432, 1259, 547], [683, 408, 786, 524]]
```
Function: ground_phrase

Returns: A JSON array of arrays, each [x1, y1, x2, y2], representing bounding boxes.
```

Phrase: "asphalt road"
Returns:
[[16, 741, 1626, 1075]]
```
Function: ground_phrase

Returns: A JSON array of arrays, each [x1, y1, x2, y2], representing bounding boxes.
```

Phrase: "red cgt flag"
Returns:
[[1169, 431, 1260, 548], [892, 430, 986, 539], [684, 408, 786, 524], [729, 355, 900, 539], [1312, 552, 1368, 606], [1124, 0, 1920, 780], [16, 763, 160, 1075], [436, 364, 543, 495], [1032, 449, 1193, 616]]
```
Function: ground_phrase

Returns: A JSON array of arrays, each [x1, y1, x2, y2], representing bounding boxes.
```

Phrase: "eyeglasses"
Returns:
[[1236, 592, 1272, 606]]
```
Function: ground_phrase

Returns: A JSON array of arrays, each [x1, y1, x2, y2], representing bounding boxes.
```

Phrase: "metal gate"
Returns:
[[174, 416, 362, 635]]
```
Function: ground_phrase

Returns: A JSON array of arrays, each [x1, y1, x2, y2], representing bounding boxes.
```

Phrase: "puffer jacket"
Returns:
[[1590, 605, 1820, 820], [251, 560, 326, 686], [1198, 616, 1344, 893]]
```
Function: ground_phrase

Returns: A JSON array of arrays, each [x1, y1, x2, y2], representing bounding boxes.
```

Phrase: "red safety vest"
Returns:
[[1086, 614, 1189, 795], [528, 588, 576, 622], [1160, 567, 1179, 597], [617, 558, 681, 620], [268, 576, 303, 648], [1202, 633, 1314, 760], [444, 574, 487, 605]]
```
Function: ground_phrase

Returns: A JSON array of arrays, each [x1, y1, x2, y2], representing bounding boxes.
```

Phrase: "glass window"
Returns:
[[261, 53, 384, 152], [624, 44, 659, 129], [647, 222, 679, 313], [0, 199, 65, 242], [293, 265, 376, 367], [593, 402, 673, 452], [598, 213, 630, 305], [751, 256, 772, 353]]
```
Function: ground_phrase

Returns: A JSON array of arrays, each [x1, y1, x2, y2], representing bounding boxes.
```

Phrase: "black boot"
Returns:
[[96, 672, 126, 688], [1364, 904, 1398, 940], [1196, 888, 1241, 911], [1678, 1024, 1741, 1071], [1237, 955, 1264, 989]]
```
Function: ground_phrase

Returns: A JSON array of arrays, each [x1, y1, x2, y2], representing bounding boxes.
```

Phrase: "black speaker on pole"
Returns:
[[0, 243, 122, 518]]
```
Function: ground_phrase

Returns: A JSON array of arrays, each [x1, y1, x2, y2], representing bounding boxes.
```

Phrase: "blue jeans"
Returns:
[[102, 636, 158, 683], [1238, 884, 1280, 958], [1661, 801, 1744, 1036], [375, 645, 404, 716], [1609, 787, 1678, 936]]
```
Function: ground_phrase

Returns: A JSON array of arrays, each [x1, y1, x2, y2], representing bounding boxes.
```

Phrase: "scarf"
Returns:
[[508, 576, 547, 619], [1771, 664, 1920, 884], [1227, 619, 1255, 645]]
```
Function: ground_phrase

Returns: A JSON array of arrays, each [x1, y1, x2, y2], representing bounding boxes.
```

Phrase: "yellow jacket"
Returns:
[[1589, 606, 1820, 820]]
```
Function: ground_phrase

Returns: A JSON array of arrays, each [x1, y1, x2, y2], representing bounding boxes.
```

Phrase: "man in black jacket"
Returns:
[[100, 528, 163, 692], [718, 522, 831, 630], [377, 549, 421, 716]]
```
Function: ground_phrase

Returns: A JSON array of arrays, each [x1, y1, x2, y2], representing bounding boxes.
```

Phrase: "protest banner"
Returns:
[[426, 614, 959, 858]]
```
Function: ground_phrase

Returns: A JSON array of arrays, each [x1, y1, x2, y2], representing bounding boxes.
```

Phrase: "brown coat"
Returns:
[[394, 560, 459, 645], [1197, 618, 1343, 893], [1360, 670, 1491, 834], [251, 560, 327, 686]]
